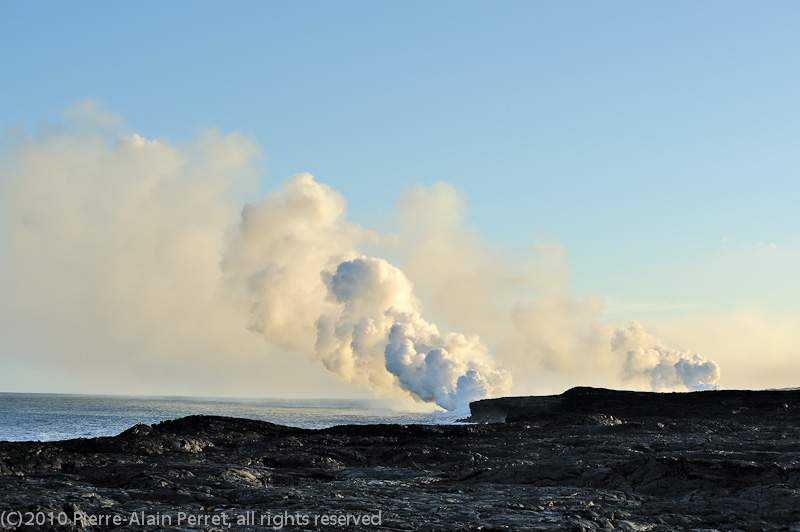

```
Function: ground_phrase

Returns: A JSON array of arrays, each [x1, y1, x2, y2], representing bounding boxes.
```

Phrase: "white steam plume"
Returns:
[[223, 174, 511, 409], [612, 321, 720, 391], [318, 257, 511, 410]]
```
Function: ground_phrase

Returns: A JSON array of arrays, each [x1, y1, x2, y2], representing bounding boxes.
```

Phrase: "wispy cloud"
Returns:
[[601, 299, 705, 319]]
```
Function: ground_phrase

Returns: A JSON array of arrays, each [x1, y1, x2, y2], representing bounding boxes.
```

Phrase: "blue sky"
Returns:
[[1, 2, 798, 397]]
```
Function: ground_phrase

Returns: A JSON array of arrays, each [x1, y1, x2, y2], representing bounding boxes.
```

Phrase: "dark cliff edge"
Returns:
[[2, 387, 799, 531], [469, 386, 800, 423]]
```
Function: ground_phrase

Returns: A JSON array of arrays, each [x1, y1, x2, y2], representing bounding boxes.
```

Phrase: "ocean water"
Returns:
[[0, 393, 461, 442]]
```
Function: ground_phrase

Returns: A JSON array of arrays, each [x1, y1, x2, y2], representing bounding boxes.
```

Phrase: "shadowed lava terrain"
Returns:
[[1, 387, 799, 531]]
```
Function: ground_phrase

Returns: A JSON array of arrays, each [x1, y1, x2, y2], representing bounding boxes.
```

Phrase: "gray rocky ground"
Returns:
[[1, 387, 799, 531]]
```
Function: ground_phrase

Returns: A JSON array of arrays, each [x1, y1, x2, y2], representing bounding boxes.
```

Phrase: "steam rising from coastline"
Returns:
[[0, 103, 720, 405], [393, 183, 721, 394], [223, 175, 512, 409], [612, 322, 721, 391], [321, 257, 511, 410]]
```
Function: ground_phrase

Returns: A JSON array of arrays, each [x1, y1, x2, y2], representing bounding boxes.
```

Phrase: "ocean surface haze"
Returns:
[[0, 393, 459, 442]]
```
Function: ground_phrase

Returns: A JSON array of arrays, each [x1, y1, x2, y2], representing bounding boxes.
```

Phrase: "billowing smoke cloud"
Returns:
[[223, 176, 511, 410], [319, 257, 511, 410], [612, 322, 720, 391], [0, 102, 721, 403], [221, 173, 364, 354]]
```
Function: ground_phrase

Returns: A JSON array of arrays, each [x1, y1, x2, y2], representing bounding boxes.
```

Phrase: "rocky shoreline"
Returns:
[[1, 387, 799, 531]]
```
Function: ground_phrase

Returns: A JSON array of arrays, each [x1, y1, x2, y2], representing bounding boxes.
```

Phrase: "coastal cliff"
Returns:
[[1, 387, 799, 531], [468, 385, 800, 422]]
